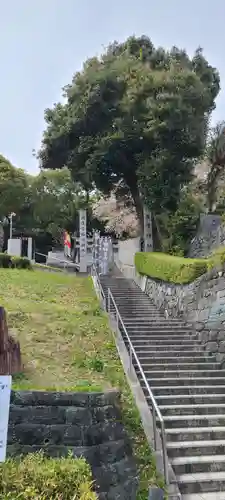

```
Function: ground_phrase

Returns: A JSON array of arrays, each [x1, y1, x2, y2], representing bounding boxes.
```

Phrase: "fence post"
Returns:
[[107, 288, 110, 314], [129, 344, 132, 372], [0, 306, 22, 375]]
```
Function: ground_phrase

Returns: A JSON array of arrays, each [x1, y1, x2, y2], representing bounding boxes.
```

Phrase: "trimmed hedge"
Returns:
[[135, 251, 208, 284], [0, 253, 32, 269], [0, 452, 97, 499]]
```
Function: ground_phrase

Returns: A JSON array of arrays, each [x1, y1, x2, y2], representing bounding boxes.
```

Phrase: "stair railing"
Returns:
[[107, 286, 169, 487], [91, 264, 106, 309], [35, 252, 79, 271]]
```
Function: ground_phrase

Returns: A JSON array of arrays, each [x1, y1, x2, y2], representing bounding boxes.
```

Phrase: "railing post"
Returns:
[[116, 309, 119, 330], [129, 344, 132, 372], [107, 288, 110, 314], [152, 406, 157, 451], [161, 424, 169, 486]]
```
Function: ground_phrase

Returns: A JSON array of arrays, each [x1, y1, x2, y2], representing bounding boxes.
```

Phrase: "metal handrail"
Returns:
[[107, 286, 169, 486], [35, 252, 79, 270], [91, 264, 106, 308]]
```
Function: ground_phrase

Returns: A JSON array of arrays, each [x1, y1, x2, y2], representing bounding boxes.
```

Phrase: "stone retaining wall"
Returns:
[[188, 214, 223, 258], [144, 266, 225, 366], [8, 390, 138, 500]]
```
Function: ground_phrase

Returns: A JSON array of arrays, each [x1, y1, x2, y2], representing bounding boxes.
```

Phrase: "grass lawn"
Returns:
[[0, 268, 163, 498]]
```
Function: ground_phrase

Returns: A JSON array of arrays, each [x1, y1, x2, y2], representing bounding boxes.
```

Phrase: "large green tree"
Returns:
[[38, 37, 220, 231], [0, 155, 29, 220], [29, 168, 81, 241]]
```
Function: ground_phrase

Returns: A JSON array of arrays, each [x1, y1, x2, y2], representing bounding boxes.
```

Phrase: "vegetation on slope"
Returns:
[[0, 453, 97, 500], [0, 269, 163, 498]]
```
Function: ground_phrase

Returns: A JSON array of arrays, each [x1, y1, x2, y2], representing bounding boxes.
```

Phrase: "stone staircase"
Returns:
[[99, 274, 225, 500]]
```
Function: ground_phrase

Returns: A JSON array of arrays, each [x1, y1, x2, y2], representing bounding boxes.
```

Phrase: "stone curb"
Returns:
[[149, 487, 164, 500]]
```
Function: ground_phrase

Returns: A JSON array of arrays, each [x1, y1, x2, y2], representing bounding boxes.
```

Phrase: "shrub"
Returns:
[[11, 256, 32, 269], [207, 246, 225, 270], [135, 251, 208, 284], [0, 253, 32, 270], [0, 253, 12, 268], [0, 452, 97, 499]]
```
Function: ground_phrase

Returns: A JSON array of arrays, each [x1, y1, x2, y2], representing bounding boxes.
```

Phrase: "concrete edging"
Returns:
[[149, 487, 164, 500]]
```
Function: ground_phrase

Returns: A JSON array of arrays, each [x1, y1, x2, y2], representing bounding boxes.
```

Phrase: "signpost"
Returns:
[[79, 209, 87, 272], [144, 207, 153, 252], [0, 375, 11, 462]]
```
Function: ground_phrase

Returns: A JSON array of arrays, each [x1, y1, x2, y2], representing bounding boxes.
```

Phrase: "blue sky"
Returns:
[[1, 0, 225, 173]]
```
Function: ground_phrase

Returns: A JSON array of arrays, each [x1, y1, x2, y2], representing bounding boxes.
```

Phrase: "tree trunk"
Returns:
[[0, 224, 3, 252], [152, 213, 162, 251], [130, 186, 144, 236]]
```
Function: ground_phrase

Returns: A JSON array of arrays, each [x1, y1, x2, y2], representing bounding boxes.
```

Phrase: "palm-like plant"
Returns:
[[206, 121, 225, 211]]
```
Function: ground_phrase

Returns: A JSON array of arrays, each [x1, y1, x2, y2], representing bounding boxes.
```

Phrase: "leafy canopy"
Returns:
[[38, 37, 220, 226], [0, 155, 29, 220]]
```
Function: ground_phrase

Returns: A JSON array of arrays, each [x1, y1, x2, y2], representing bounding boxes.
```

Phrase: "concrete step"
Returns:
[[126, 338, 200, 345], [124, 324, 193, 330], [159, 403, 225, 416], [182, 492, 225, 500], [134, 350, 205, 358], [177, 471, 225, 495], [171, 454, 225, 475], [147, 377, 225, 387], [105, 291, 138, 294], [123, 317, 192, 324], [155, 393, 225, 406], [151, 385, 225, 396], [137, 362, 219, 370], [117, 304, 157, 309], [165, 426, 225, 442], [167, 439, 225, 458], [128, 334, 198, 342], [124, 322, 192, 329], [125, 328, 194, 336], [119, 313, 165, 319], [142, 370, 225, 380], [114, 300, 156, 304], [125, 343, 201, 351], [117, 307, 159, 312], [126, 331, 196, 337], [162, 414, 225, 429]]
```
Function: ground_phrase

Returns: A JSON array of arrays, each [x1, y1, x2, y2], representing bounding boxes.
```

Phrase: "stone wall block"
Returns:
[[218, 341, 225, 353], [218, 330, 225, 341], [8, 390, 138, 499], [205, 341, 218, 353]]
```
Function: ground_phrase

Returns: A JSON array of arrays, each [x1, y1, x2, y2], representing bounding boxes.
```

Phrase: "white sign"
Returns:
[[79, 209, 87, 272], [0, 376, 12, 462], [144, 207, 153, 252], [7, 238, 21, 257]]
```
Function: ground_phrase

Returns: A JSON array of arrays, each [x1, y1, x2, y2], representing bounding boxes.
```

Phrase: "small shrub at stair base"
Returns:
[[0, 253, 32, 269], [207, 246, 225, 270], [0, 452, 97, 500], [135, 252, 207, 284]]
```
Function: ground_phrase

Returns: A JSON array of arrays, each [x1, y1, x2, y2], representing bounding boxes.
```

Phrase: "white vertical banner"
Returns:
[[143, 207, 153, 252], [0, 375, 12, 462], [79, 209, 87, 272]]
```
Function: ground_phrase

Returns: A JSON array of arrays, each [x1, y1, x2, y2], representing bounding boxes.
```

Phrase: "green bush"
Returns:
[[11, 256, 32, 269], [135, 251, 208, 284], [0, 452, 97, 499], [0, 253, 12, 268], [207, 246, 225, 270], [0, 253, 32, 270]]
